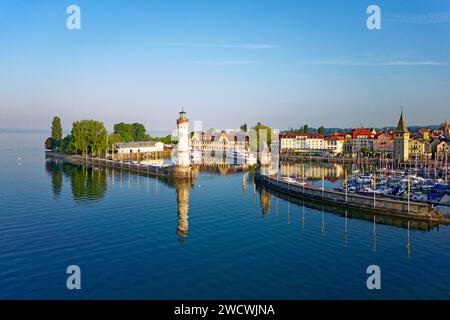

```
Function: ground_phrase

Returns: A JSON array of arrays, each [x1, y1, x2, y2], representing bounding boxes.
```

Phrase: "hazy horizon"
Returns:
[[0, 120, 445, 135]]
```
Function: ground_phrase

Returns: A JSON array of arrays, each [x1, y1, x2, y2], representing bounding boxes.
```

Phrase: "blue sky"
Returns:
[[0, 0, 449, 132]]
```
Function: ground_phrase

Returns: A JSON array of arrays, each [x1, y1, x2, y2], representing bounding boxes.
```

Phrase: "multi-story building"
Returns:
[[373, 132, 394, 155], [431, 140, 449, 160], [324, 133, 345, 155], [345, 128, 376, 155], [279, 133, 324, 153], [409, 137, 430, 159], [191, 129, 250, 153]]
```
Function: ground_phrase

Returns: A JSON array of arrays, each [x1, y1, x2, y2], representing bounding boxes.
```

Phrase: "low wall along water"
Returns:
[[256, 173, 444, 222]]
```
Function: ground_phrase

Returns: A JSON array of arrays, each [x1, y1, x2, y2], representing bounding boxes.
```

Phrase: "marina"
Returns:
[[341, 169, 450, 207], [277, 160, 450, 213], [2, 131, 450, 299], [256, 172, 445, 223]]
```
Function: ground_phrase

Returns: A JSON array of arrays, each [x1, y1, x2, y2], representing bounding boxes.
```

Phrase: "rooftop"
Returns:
[[395, 111, 409, 133], [280, 133, 324, 139], [114, 141, 163, 148]]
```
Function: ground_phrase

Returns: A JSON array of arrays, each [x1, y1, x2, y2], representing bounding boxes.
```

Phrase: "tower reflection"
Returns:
[[260, 188, 271, 216], [174, 178, 195, 239]]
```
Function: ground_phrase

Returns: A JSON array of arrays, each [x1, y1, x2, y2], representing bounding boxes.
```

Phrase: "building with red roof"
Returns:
[[373, 132, 394, 155], [280, 133, 324, 153], [344, 128, 376, 155], [324, 132, 345, 155]]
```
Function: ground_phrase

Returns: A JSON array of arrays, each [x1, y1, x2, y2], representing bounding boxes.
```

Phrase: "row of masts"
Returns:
[[279, 158, 450, 211]]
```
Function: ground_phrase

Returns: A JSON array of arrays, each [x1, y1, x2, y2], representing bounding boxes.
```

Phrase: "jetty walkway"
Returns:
[[45, 152, 195, 179]]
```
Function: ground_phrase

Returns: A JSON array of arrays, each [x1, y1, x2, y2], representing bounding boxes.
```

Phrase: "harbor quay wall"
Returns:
[[256, 173, 443, 222], [45, 152, 194, 179]]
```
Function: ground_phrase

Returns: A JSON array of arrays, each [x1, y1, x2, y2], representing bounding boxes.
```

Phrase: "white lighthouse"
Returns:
[[177, 109, 190, 167]]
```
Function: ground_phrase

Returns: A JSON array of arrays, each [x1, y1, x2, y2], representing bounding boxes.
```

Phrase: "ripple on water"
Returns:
[[1, 139, 450, 299]]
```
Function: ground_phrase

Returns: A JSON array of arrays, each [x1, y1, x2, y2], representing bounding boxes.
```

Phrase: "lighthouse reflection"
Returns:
[[174, 178, 194, 240]]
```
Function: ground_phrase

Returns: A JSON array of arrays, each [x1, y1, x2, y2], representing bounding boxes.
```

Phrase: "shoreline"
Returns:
[[45, 151, 194, 179]]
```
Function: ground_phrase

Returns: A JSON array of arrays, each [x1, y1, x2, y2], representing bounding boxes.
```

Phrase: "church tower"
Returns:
[[177, 109, 190, 167], [394, 110, 410, 162]]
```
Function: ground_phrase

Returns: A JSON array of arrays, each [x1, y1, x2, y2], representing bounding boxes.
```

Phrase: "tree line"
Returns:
[[45, 116, 172, 157], [286, 125, 328, 135]]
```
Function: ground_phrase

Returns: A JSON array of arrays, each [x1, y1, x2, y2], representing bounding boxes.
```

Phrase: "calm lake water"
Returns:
[[1, 132, 450, 299]]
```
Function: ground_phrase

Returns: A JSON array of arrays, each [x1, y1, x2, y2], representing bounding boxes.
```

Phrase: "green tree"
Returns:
[[113, 122, 147, 141], [132, 123, 147, 141], [303, 124, 309, 134], [72, 120, 107, 156], [45, 137, 54, 150], [113, 122, 134, 142], [360, 147, 372, 156], [143, 134, 172, 144], [72, 122, 88, 156], [240, 123, 248, 132], [318, 126, 325, 135], [107, 133, 123, 148], [156, 135, 172, 144], [60, 134, 76, 154], [51, 116, 63, 151]]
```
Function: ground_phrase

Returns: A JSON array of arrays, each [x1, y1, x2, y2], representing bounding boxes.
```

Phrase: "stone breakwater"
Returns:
[[45, 152, 195, 179], [256, 172, 446, 223]]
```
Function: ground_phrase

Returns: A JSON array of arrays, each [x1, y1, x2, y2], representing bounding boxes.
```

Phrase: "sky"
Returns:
[[0, 0, 449, 133]]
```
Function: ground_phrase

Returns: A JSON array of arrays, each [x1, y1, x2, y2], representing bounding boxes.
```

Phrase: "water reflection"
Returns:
[[45, 160, 63, 197], [281, 162, 344, 183], [260, 188, 271, 216], [46, 160, 107, 201], [256, 184, 440, 257], [344, 210, 348, 243], [256, 182, 439, 232], [45, 157, 437, 256], [373, 216, 377, 253], [174, 178, 194, 239], [46, 159, 197, 241], [280, 161, 376, 185]]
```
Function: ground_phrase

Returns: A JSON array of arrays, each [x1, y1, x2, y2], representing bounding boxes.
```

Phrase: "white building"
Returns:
[[191, 129, 250, 153], [324, 134, 345, 155], [114, 141, 164, 155], [280, 133, 324, 153]]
